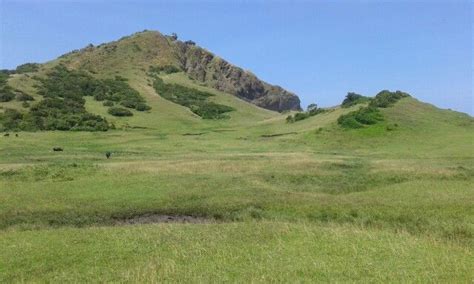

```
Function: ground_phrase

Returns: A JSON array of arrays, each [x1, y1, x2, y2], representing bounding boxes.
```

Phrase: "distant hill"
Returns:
[[56, 30, 301, 112]]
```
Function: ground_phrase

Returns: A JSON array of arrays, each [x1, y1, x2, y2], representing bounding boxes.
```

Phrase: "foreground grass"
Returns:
[[1, 154, 472, 242], [1, 222, 472, 282]]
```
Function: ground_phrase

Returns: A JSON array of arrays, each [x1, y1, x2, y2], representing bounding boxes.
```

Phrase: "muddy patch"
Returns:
[[115, 214, 212, 225]]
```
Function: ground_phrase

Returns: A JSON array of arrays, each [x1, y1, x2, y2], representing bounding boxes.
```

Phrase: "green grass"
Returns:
[[1, 222, 472, 282]]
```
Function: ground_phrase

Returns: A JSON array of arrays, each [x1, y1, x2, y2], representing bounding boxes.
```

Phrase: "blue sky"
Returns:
[[1, 0, 472, 114]]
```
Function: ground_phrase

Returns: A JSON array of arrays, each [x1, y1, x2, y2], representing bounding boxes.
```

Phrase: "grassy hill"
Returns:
[[0, 30, 473, 282]]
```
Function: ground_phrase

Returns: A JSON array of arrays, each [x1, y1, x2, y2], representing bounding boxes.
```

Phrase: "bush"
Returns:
[[120, 100, 138, 109], [369, 90, 410, 108], [136, 103, 151, 111], [294, 112, 310, 122], [341, 92, 371, 108], [102, 101, 114, 107], [108, 107, 133, 117], [338, 107, 384, 129], [286, 104, 327, 123], [191, 102, 234, 119], [0, 91, 15, 102], [16, 92, 35, 101]]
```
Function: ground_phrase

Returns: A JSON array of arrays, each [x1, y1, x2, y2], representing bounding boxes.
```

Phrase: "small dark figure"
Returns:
[[105, 151, 111, 159], [53, 147, 63, 152], [15, 133, 18, 137], [4, 133, 9, 137]]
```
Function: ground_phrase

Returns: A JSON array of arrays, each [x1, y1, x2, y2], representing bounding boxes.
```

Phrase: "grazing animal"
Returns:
[[105, 151, 111, 159], [53, 147, 63, 152], [15, 134, 18, 137], [4, 133, 9, 137]]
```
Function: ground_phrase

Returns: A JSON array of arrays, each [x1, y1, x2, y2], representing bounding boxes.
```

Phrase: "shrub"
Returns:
[[22, 101, 30, 108], [369, 90, 410, 108], [0, 91, 15, 102], [16, 92, 35, 101], [338, 107, 384, 129], [120, 100, 138, 109], [191, 102, 234, 119], [286, 115, 295, 123], [102, 101, 114, 107], [294, 112, 310, 122], [286, 103, 327, 123], [108, 107, 133, 117], [341, 92, 371, 108], [136, 103, 151, 111]]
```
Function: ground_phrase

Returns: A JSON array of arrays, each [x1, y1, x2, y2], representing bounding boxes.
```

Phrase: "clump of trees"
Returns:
[[286, 103, 327, 123], [341, 92, 372, 108], [1, 65, 152, 131], [108, 107, 133, 117], [337, 107, 384, 129], [337, 90, 410, 129], [151, 75, 234, 119], [369, 90, 410, 108]]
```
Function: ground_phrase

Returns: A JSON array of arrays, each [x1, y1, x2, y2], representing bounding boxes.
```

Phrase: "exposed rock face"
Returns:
[[174, 41, 301, 112]]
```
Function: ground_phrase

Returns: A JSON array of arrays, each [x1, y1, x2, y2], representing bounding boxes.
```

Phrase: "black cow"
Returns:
[[53, 147, 63, 152], [105, 151, 111, 159]]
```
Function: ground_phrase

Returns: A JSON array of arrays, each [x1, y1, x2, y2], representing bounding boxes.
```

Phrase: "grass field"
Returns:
[[1, 93, 473, 282]]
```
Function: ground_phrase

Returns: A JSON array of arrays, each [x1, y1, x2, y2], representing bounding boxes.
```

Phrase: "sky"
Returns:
[[1, 0, 472, 114]]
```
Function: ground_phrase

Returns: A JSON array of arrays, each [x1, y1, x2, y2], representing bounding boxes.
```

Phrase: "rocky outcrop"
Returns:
[[173, 41, 301, 112]]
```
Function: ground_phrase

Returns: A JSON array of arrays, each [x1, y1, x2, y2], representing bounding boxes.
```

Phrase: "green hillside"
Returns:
[[0, 30, 473, 282]]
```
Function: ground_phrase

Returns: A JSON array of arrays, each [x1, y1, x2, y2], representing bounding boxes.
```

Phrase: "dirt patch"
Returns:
[[115, 214, 211, 225]]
